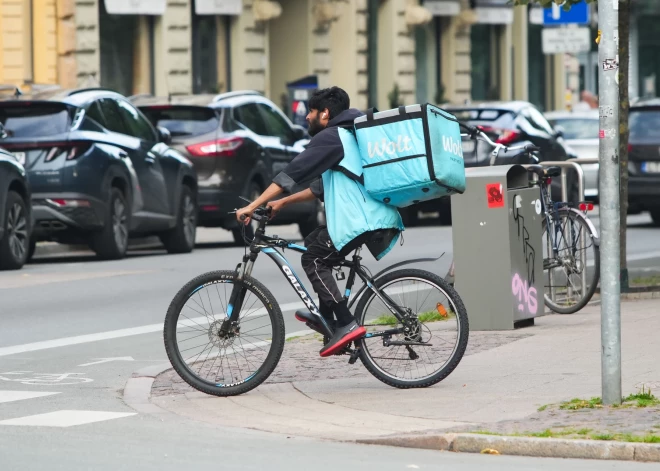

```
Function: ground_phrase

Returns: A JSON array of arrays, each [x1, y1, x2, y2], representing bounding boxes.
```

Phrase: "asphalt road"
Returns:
[[0, 213, 658, 469]]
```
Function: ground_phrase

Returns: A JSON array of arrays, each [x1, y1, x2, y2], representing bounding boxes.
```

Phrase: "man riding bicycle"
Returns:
[[236, 87, 404, 357]]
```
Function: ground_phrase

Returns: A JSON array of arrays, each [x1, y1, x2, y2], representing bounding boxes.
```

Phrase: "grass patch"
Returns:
[[559, 397, 603, 410], [537, 405, 548, 412], [631, 275, 660, 287], [371, 308, 454, 326], [622, 388, 660, 408], [577, 428, 592, 436], [592, 434, 615, 441], [467, 428, 660, 443]]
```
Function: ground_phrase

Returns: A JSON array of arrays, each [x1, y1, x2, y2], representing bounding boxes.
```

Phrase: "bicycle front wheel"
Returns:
[[542, 209, 600, 314], [355, 269, 469, 389], [164, 270, 285, 397]]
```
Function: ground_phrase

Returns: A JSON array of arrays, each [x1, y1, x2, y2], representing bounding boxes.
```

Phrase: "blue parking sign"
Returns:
[[543, 1, 590, 25]]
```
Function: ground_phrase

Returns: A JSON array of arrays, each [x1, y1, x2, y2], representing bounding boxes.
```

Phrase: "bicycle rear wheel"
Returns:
[[542, 209, 600, 314], [355, 269, 469, 389], [164, 270, 285, 397]]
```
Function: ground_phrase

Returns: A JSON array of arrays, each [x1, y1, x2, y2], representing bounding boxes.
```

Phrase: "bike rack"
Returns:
[[445, 158, 599, 312]]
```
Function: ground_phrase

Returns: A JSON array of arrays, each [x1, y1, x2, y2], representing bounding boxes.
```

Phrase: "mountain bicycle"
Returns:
[[163, 204, 469, 397], [454, 125, 600, 314]]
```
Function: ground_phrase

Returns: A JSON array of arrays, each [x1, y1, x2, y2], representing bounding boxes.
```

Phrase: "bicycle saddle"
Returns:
[[526, 165, 561, 178]]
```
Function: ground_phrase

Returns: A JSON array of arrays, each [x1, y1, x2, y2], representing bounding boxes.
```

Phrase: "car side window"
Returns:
[[257, 103, 295, 144], [524, 107, 554, 135], [116, 99, 157, 142], [234, 104, 268, 136], [85, 101, 107, 128], [98, 99, 128, 135]]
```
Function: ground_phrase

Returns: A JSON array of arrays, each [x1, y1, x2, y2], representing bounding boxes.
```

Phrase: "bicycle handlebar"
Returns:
[[458, 122, 540, 164]]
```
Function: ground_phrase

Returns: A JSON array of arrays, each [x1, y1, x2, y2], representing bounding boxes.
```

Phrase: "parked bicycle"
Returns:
[[163, 203, 469, 397], [454, 125, 600, 314]]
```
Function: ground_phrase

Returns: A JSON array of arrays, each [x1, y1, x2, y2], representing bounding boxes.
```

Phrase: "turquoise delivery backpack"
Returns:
[[353, 104, 466, 208]]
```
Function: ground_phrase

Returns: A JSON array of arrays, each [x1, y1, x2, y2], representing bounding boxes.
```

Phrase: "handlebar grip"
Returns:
[[525, 145, 541, 153], [458, 122, 478, 135], [239, 214, 247, 221]]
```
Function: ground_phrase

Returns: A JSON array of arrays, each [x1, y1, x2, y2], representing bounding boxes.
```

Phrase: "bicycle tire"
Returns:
[[355, 268, 469, 389], [164, 270, 285, 397], [543, 210, 600, 314]]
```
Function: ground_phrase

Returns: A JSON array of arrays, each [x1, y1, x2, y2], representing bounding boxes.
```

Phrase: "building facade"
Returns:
[[2, 0, 626, 115]]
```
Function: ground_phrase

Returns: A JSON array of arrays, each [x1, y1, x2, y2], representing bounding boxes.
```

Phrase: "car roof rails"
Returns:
[[211, 90, 263, 102], [0, 84, 24, 98], [67, 87, 120, 96]]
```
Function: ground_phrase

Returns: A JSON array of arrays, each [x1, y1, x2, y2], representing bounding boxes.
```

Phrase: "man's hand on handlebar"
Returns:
[[236, 205, 256, 225], [266, 199, 285, 219]]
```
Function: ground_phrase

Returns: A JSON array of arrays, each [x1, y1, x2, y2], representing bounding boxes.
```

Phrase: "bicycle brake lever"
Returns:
[[238, 196, 253, 204]]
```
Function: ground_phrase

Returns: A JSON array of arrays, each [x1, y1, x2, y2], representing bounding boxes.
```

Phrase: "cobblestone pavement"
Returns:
[[451, 399, 660, 439], [152, 330, 532, 397]]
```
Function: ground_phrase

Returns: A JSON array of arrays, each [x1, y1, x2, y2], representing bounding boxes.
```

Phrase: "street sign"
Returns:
[[542, 27, 591, 54], [542, 1, 590, 25]]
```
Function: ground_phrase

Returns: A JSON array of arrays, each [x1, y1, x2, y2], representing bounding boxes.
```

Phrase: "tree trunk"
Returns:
[[618, 0, 630, 291]]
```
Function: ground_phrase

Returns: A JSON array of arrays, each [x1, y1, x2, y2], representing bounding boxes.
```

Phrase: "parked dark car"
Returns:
[[0, 87, 198, 260], [131, 91, 323, 245], [627, 99, 660, 225], [0, 138, 31, 270]]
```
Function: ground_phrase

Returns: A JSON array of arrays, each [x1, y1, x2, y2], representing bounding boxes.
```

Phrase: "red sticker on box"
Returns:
[[486, 183, 504, 208]]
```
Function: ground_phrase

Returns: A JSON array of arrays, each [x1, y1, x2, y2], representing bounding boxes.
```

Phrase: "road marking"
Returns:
[[78, 357, 135, 367], [0, 372, 93, 385], [0, 391, 61, 404], [0, 410, 136, 427], [0, 301, 311, 358]]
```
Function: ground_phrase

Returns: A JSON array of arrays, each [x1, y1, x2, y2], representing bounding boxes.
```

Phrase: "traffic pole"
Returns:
[[598, 0, 622, 405]]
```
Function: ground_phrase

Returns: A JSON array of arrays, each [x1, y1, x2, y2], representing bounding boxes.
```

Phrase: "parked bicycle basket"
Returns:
[[354, 104, 466, 208]]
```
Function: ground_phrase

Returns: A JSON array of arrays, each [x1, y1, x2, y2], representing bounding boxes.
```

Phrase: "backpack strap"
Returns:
[[366, 107, 379, 121]]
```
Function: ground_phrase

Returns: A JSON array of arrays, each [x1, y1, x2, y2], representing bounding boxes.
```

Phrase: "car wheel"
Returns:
[[298, 201, 324, 238], [650, 209, 660, 227], [399, 207, 419, 227], [160, 185, 197, 254], [27, 237, 36, 262], [0, 191, 29, 270], [91, 187, 129, 260]]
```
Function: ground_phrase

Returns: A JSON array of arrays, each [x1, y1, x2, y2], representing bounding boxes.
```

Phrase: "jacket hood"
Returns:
[[328, 108, 364, 128]]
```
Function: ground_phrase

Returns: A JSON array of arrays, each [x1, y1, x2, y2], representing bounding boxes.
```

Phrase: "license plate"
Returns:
[[461, 140, 475, 154], [12, 152, 26, 165], [641, 161, 660, 173]]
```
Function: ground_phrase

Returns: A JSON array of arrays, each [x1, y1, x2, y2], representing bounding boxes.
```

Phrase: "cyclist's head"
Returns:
[[306, 87, 350, 136]]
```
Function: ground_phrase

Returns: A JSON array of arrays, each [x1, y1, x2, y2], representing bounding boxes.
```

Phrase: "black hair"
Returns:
[[308, 87, 350, 120]]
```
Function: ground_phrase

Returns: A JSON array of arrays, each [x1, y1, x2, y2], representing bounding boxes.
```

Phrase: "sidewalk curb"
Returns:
[[122, 362, 172, 415], [355, 433, 660, 462]]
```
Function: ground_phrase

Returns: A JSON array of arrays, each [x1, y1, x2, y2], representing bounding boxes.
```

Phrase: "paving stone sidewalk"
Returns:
[[152, 329, 532, 397]]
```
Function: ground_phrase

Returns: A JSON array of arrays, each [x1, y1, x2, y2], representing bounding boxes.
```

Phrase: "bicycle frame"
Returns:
[[224, 213, 410, 340]]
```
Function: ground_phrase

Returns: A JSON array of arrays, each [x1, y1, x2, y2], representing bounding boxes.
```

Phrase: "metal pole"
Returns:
[[598, 0, 622, 405], [560, 169, 573, 301]]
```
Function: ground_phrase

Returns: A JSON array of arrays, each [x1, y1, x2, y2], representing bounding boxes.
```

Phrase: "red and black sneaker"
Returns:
[[319, 320, 366, 358]]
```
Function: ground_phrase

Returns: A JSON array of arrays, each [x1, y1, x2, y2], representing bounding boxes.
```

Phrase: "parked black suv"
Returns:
[[132, 91, 322, 244], [628, 99, 660, 225], [0, 139, 31, 270], [0, 87, 198, 260]]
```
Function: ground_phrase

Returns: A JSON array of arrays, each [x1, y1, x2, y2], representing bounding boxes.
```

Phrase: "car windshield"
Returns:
[[547, 118, 599, 140], [0, 103, 73, 138], [140, 106, 219, 137], [447, 108, 517, 129], [629, 109, 660, 140]]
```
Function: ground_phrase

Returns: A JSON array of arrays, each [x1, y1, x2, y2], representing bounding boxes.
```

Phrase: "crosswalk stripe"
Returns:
[[0, 391, 61, 404], [0, 410, 136, 427]]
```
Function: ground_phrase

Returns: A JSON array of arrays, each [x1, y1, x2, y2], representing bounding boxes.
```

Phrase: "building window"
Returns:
[[99, 2, 154, 96], [471, 25, 500, 101], [192, 11, 219, 93], [527, 24, 546, 111]]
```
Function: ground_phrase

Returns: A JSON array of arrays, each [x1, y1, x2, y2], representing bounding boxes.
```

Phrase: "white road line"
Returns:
[[0, 300, 311, 358], [0, 410, 136, 427], [0, 391, 61, 404]]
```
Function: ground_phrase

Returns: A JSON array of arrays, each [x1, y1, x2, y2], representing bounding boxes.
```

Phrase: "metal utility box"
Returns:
[[450, 165, 544, 330]]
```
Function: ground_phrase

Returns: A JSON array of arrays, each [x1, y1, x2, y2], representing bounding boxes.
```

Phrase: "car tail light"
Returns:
[[628, 143, 633, 154], [496, 130, 522, 145], [579, 203, 594, 212], [186, 137, 243, 157], [41, 142, 92, 162], [476, 126, 521, 146], [546, 177, 552, 185], [47, 198, 91, 207]]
